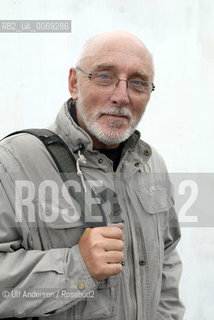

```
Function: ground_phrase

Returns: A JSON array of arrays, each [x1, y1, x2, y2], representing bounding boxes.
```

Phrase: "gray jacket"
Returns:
[[0, 101, 184, 320]]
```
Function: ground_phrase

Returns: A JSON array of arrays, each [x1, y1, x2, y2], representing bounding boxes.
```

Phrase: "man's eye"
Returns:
[[93, 72, 114, 86], [129, 79, 145, 86], [97, 73, 112, 79]]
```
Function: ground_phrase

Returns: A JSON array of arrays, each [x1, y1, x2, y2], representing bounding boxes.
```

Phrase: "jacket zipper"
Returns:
[[113, 171, 137, 320]]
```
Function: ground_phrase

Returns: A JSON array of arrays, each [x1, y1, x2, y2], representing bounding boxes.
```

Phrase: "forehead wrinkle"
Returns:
[[90, 48, 149, 67], [91, 64, 150, 81]]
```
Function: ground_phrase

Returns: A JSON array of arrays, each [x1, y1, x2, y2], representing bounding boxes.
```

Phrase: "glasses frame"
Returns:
[[76, 66, 155, 92]]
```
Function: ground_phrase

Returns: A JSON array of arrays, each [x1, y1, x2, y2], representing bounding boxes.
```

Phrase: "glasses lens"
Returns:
[[128, 79, 151, 92], [92, 72, 115, 86]]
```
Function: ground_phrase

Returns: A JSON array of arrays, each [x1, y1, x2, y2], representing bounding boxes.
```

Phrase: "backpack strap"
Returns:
[[3, 129, 107, 227]]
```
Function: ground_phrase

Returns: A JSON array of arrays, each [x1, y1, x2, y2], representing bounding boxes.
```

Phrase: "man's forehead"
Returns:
[[85, 40, 148, 61], [80, 51, 151, 75], [77, 32, 154, 79]]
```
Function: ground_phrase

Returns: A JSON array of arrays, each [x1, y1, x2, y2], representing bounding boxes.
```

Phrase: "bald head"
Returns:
[[76, 31, 154, 81]]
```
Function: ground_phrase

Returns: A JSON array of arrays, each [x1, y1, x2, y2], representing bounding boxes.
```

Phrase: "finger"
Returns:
[[102, 238, 124, 251], [100, 226, 124, 240], [105, 263, 123, 276], [105, 251, 124, 263]]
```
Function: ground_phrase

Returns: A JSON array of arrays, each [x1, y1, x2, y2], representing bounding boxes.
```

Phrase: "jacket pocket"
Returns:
[[135, 186, 168, 282], [135, 186, 168, 250], [38, 196, 85, 249], [136, 186, 169, 214]]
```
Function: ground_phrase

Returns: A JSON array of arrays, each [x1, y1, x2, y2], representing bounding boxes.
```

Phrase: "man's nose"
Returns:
[[110, 79, 130, 106]]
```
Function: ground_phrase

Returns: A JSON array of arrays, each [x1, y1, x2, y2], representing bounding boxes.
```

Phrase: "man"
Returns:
[[0, 31, 184, 319]]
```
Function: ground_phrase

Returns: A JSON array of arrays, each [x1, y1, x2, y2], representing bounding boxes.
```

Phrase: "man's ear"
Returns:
[[68, 68, 78, 100]]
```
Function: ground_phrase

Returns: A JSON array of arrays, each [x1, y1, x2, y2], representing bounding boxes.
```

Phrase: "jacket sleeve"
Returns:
[[0, 162, 97, 318], [157, 177, 185, 320]]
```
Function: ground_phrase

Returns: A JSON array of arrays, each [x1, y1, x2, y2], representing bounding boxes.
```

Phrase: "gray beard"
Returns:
[[77, 98, 140, 145]]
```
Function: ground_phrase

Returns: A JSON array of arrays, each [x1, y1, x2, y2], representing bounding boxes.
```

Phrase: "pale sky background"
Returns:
[[0, 0, 214, 319]]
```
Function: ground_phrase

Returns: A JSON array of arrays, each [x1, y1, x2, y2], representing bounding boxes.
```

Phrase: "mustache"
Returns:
[[100, 107, 132, 119]]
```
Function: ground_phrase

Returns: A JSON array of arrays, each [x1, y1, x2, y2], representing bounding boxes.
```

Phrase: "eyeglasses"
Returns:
[[76, 66, 155, 94]]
